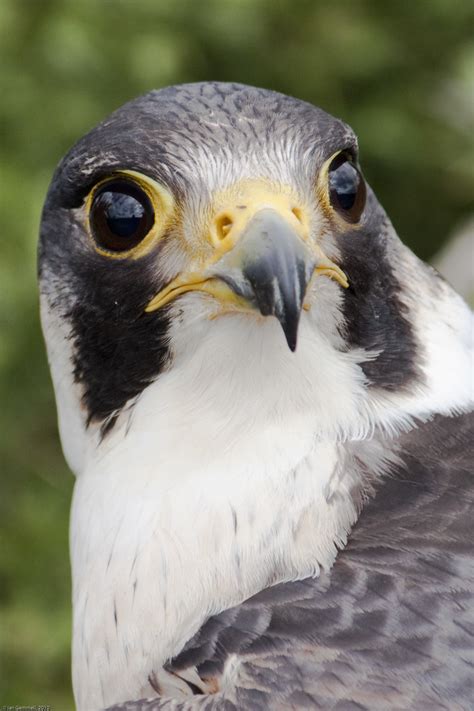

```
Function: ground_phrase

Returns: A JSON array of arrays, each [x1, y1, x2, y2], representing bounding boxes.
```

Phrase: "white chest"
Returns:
[[70, 424, 359, 711]]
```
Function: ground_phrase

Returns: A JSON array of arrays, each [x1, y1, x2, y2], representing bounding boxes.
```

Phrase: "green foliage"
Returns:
[[1, 0, 473, 706]]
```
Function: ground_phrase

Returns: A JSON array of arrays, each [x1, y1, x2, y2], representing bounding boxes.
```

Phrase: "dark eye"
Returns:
[[90, 179, 155, 252], [328, 153, 366, 223]]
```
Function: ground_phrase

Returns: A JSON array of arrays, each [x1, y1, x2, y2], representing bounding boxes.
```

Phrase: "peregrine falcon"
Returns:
[[38, 82, 474, 711]]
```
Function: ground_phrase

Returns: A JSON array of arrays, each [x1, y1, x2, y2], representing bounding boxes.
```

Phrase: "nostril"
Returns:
[[215, 214, 233, 241], [291, 207, 303, 224]]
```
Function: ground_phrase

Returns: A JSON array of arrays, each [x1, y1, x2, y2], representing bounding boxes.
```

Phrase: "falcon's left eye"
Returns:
[[89, 179, 155, 253], [328, 152, 366, 223]]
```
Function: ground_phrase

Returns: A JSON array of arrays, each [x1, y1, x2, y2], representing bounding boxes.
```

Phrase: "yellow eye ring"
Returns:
[[85, 170, 175, 259], [317, 150, 366, 228]]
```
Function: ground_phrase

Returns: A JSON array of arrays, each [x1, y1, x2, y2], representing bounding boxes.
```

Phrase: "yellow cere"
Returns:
[[207, 178, 310, 256]]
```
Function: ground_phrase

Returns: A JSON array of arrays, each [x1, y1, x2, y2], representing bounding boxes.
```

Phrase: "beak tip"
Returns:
[[279, 315, 300, 353]]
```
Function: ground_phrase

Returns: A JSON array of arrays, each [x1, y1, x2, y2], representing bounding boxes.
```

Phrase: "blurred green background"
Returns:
[[1, 0, 473, 708]]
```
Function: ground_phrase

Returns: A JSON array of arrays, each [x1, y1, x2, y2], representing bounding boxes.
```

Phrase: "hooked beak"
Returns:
[[146, 204, 348, 352], [212, 209, 314, 351]]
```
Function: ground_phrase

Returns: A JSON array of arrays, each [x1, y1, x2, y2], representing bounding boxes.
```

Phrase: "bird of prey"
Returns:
[[38, 82, 473, 711]]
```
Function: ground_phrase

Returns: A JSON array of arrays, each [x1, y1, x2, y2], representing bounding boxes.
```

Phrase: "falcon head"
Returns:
[[39, 82, 471, 473]]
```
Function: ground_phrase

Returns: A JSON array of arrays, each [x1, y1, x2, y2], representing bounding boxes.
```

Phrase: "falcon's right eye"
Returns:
[[89, 179, 155, 253]]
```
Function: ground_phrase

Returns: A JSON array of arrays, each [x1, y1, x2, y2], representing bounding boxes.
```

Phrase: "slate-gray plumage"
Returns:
[[38, 82, 474, 711]]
